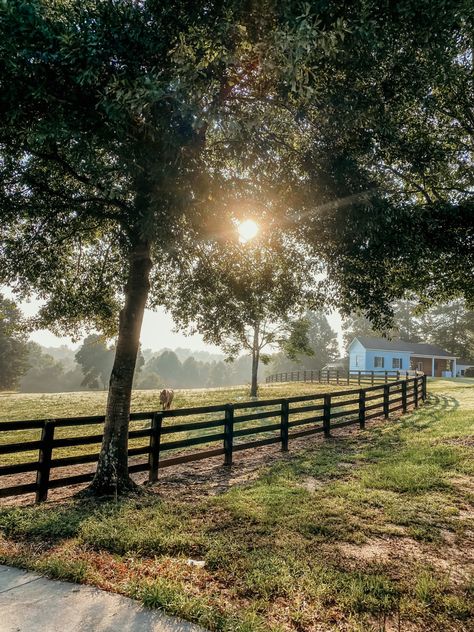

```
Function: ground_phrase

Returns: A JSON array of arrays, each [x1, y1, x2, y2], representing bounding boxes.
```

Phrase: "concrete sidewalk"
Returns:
[[0, 565, 205, 632]]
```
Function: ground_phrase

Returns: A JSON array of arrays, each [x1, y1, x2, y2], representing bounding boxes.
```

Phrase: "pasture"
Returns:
[[0, 378, 416, 502], [0, 379, 473, 631], [0, 381, 355, 494], [0, 381, 346, 423]]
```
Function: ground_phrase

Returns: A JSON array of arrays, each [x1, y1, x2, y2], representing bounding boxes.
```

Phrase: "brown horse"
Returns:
[[159, 388, 174, 410]]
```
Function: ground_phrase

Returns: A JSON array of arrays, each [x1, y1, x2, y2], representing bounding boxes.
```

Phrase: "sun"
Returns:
[[237, 219, 259, 243]]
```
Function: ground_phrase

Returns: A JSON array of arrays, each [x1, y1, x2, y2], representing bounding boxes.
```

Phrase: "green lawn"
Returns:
[[1, 379, 473, 631]]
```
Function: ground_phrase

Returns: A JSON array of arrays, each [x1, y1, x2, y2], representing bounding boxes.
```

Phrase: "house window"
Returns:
[[355, 355, 363, 367], [392, 358, 402, 369], [374, 356, 384, 368]]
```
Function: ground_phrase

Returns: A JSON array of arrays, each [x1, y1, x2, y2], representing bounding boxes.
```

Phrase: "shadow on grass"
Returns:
[[0, 496, 146, 544]]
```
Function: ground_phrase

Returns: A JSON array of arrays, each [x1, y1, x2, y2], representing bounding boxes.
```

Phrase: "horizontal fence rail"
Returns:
[[0, 375, 427, 503], [266, 369, 422, 386]]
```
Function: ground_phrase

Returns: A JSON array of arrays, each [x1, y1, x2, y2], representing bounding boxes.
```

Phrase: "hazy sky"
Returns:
[[4, 288, 344, 354]]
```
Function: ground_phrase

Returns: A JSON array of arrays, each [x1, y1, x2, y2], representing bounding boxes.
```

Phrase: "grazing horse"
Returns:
[[159, 388, 174, 410]]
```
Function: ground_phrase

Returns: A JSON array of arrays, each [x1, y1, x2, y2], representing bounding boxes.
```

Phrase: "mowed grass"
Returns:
[[0, 381, 357, 467], [1, 379, 473, 631]]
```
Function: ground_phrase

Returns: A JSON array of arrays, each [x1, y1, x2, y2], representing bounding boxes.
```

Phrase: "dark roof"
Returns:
[[457, 358, 474, 366], [353, 336, 455, 358]]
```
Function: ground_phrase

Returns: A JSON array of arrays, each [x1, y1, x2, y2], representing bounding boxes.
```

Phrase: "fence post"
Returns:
[[148, 412, 163, 483], [385, 371, 388, 383], [402, 380, 407, 413], [224, 403, 234, 466], [396, 370, 400, 381], [327, 370, 330, 384], [281, 400, 289, 452], [405, 370, 409, 380], [371, 371, 374, 386], [36, 420, 55, 503], [311, 370, 314, 383], [358, 389, 366, 429], [336, 370, 339, 384], [323, 394, 331, 437], [383, 384, 390, 419], [358, 371, 361, 386], [318, 370, 321, 383], [413, 377, 418, 408], [422, 374, 427, 401]]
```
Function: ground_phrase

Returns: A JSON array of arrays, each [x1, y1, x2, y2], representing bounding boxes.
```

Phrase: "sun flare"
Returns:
[[237, 219, 259, 243]]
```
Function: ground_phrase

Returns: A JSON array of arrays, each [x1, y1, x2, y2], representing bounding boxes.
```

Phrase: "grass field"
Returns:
[[0, 381, 353, 421], [0, 381, 354, 468], [1, 379, 473, 631]]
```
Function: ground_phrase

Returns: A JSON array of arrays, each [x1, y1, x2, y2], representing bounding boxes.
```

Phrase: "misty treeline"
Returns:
[[0, 293, 259, 392], [2, 294, 472, 392], [0, 291, 269, 392], [15, 339, 254, 393]]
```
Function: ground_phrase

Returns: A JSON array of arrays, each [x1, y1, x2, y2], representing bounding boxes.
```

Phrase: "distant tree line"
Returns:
[[0, 296, 258, 392], [1, 295, 473, 392], [15, 341, 255, 393]]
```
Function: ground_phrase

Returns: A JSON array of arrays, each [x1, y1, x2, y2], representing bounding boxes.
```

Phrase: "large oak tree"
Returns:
[[1, 0, 473, 495], [0, 0, 342, 494]]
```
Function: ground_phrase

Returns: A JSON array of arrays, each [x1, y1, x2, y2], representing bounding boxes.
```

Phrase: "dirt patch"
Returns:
[[301, 477, 325, 492], [337, 533, 474, 584], [452, 475, 474, 495]]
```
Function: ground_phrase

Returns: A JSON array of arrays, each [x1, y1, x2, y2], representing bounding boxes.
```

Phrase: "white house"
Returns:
[[349, 336, 457, 377], [456, 359, 474, 377]]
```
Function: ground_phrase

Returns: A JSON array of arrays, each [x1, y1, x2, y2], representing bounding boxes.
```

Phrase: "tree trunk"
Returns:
[[89, 242, 152, 496], [250, 324, 260, 397]]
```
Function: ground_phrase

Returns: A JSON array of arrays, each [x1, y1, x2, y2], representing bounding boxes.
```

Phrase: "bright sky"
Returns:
[[4, 288, 344, 354]]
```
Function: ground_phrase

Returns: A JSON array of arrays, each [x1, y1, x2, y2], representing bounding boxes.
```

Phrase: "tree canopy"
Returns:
[[0, 293, 29, 390], [269, 311, 339, 374], [1, 0, 473, 493], [75, 335, 116, 390], [162, 235, 316, 394]]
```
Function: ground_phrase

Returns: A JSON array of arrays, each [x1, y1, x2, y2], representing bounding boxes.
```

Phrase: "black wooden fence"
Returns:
[[0, 375, 426, 503], [266, 369, 421, 386]]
